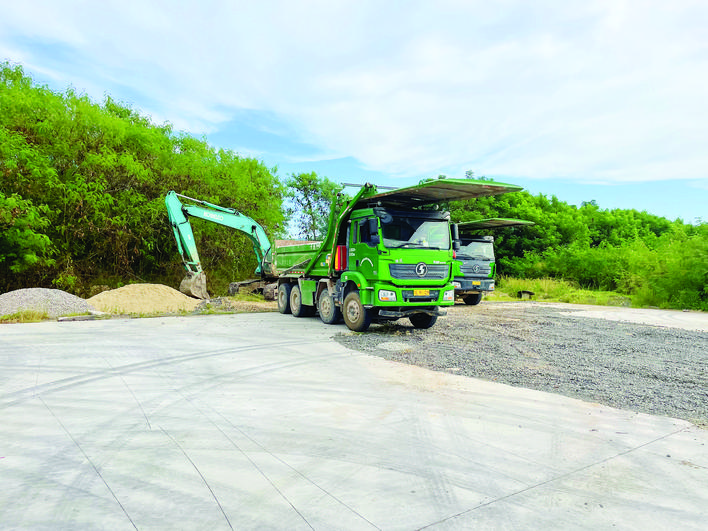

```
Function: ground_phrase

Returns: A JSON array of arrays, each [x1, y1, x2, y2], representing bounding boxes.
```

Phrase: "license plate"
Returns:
[[413, 289, 430, 296], [472, 281, 481, 286]]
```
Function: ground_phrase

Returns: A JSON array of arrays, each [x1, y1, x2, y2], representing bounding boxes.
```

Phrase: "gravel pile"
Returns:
[[0, 288, 97, 318], [0, 284, 278, 320], [335, 302, 708, 427]]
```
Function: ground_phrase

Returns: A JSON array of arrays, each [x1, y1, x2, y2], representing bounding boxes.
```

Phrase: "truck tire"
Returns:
[[278, 283, 292, 314], [318, 288, 342, 324], [343, 292, 371, 332], [463, 293, 483, 306], [290, 285, 315, 317], [409, 313, 438, 329]]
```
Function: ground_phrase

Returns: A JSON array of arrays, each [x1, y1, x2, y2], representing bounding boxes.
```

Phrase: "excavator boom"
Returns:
[[165, 191, 272, 299]]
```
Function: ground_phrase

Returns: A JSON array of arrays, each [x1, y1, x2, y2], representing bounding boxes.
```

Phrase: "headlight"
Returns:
[[443, 290, 455, 301], [379, 289, 397, 302], [452, 282, 461, 288]]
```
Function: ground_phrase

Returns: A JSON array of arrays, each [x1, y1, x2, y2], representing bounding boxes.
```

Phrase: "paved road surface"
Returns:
[[1, 312, 707, 529]]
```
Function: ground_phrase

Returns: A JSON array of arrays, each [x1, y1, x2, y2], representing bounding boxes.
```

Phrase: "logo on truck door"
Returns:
[[415, 262, 428, 277]]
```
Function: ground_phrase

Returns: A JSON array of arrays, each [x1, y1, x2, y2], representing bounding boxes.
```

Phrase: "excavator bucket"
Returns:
[[179, 271, 210, 299]]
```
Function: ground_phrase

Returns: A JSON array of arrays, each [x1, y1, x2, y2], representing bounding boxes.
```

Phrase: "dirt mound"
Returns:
[[87, 284, 200, 314]]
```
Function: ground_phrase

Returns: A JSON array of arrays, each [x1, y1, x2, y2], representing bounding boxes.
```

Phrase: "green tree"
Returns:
[[0, 61, 286, 295], [0, 192, 55, 280], [285, 172, 342, 240], [448, 176, 705, 310]]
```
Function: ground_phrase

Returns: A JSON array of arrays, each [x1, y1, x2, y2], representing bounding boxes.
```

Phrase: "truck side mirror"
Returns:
[[451, 223, 460, 251]]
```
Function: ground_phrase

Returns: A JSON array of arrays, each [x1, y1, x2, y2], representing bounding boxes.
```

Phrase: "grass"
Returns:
[[228, 290, 268, 303], [488, 276, 633, 307], [0, 310, 50, 323]]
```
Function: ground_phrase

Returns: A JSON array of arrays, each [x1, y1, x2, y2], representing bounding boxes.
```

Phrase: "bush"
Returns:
[[1, 62, 286, 295]]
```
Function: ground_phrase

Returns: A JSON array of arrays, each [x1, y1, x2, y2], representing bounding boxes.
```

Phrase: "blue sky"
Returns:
[[1, 0, 706, 223]]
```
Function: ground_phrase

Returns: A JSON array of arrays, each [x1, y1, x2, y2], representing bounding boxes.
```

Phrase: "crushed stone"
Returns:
[[0, 288, 97, 318], [335, 302, 708, 427]]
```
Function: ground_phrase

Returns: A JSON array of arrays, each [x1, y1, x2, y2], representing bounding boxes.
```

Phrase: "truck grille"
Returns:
[[460, 264, 492, 276], [389, 263, 449, 280]]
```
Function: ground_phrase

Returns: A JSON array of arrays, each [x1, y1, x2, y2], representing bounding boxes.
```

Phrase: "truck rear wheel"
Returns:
[[410, 313, 438, 329], [463, 293, 483, 306], [290, 285, 315, 317], [278, 283, 292, 314], [318, 288, 341, 324], [343, 292, 371, 332]]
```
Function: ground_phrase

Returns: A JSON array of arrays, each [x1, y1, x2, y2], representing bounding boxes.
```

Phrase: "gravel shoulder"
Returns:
[[334, 302, 708, 427]]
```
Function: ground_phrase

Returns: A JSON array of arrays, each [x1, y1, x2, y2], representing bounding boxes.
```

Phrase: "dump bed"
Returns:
[[265, 239, 327, 277]]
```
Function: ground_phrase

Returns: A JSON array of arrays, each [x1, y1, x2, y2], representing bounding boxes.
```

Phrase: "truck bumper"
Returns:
[[378, 307, 447, 319], [365, 282, 456, 308], [453, 277, 494, 293]]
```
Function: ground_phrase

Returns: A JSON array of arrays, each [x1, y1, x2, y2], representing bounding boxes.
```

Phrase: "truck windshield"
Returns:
[[381, 218, 451, 250], [458, 240, 494, 260]]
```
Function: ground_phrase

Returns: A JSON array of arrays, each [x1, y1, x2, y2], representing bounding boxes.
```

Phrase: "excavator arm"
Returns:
[[165, 191, 272, 299]]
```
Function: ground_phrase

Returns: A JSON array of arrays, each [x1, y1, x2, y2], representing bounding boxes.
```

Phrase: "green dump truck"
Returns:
[[264, 179, 522, 332], [451, 218, 534, 305]]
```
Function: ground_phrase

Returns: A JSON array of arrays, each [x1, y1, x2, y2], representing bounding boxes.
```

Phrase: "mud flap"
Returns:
[[179, 271, 210, 299]]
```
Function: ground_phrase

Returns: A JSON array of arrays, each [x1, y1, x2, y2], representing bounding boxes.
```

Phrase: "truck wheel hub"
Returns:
[[346, 301, 360, 320], [321, 297, 332, 314]]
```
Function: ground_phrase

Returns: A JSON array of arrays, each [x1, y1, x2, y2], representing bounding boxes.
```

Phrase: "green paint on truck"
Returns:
[[265, 178, 522, 332]]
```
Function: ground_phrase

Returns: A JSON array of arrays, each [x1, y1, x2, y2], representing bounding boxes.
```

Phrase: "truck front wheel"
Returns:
[[410, 313, 438, 329], [463, 293, 483, 306], [343, 292, 371, 332], [278, 283, 292, 314], [318, 288, 342, 324]]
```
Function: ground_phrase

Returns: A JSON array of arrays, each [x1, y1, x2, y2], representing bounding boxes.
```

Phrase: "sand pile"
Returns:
[[87, 284, 200, 314]]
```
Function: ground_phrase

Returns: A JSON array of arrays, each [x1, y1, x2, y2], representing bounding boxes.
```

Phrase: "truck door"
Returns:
[[349, 217, 379, 279]]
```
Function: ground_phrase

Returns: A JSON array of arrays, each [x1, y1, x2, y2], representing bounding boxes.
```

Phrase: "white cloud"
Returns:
[[1, 0, 707, 184]]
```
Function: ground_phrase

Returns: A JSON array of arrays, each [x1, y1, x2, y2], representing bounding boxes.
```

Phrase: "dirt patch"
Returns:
[[87, 284, 201, 314], [195, 297, 278, 314]]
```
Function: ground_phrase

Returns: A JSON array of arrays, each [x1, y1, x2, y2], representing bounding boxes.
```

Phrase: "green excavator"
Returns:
[[165, 191, 273, 299]]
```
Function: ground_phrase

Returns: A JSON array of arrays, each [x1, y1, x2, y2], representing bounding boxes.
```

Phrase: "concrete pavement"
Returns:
[[1, 312, 706, 530]]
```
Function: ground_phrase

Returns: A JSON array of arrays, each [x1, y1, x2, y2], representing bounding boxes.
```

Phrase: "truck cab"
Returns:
[[340, 206, 456, 328], [452, 234, 495, 305], [451, 218, 534, 306]]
